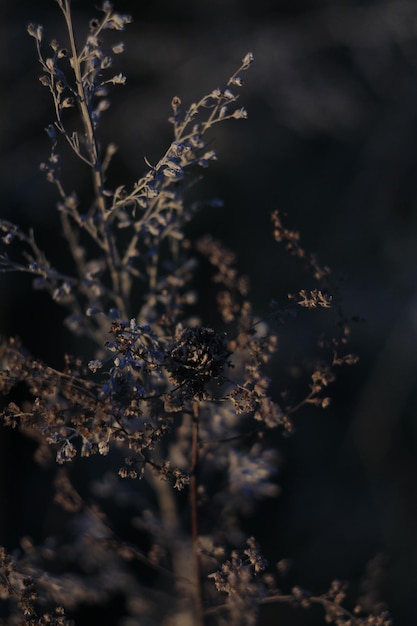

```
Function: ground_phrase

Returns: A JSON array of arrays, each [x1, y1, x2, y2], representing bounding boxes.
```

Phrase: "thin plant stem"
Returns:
[[61, 0, 127, 317], [191, 400, 205, 626]]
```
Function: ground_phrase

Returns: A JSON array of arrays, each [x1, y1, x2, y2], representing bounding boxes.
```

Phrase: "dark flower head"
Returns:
[[165, 326, 230, 393]]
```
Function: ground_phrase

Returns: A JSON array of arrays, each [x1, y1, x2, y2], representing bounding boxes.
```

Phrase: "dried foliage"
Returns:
[[0, 2, 391, 625]]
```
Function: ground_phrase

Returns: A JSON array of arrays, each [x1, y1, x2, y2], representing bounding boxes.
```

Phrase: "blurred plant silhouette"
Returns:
[[0, 2, 393, 625]]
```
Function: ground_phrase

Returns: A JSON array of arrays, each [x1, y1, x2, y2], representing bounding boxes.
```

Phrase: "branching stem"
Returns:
[[61, 0, 127, 317]]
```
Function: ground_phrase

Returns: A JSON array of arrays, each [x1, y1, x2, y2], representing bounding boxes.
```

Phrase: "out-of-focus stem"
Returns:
[[191, 400, 204, 626]]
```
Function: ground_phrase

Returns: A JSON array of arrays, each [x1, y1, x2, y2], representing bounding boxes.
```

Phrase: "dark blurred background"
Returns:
[[1, 0, 417, 624]]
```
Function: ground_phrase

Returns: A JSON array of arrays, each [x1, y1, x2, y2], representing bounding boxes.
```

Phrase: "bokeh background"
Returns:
[[1, 0, 417, 624]]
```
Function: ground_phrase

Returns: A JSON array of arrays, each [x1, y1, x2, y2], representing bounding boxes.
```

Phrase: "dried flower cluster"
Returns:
[[0, 2, 391, 625]]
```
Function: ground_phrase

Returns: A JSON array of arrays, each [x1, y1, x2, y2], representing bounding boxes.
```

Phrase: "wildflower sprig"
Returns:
[[0, 2, 389, 626], [20, 5, 255, 345]]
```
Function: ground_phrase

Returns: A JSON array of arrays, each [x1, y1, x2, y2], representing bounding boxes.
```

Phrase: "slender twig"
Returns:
[[205, 593, 361, 624], [261, 594, 360, 624]]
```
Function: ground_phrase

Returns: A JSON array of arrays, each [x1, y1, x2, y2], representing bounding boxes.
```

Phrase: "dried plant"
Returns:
[[0, 2, 392, 625]]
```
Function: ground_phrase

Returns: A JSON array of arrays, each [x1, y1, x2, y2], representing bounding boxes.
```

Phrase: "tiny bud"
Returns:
[[107, 73, 126, 85], [45, 124, 56, 141], [45, 57, 55, 73], [61, 97, 74, 109], [242, 51, 254, 69], [86, 306, 102, 316], [232, 107, 248, 119], [230, 76, 244, 87], [101, 56, 112, 70], [171, 96, 181, 113], [27, 23, 43, 42], [112, 42, 124, 54], [89, 18, 100, 31]]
